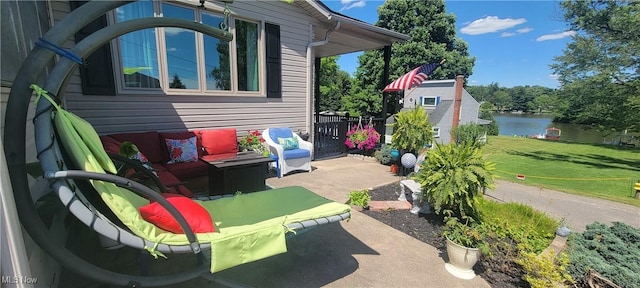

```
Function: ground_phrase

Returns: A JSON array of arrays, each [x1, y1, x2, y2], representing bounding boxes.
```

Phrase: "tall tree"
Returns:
[[319, 56, 351, 112], [351, 0, 475, 116], [492, 90, 512, 112], [529, 93, 558, 113], [551, 0, 640, 131]]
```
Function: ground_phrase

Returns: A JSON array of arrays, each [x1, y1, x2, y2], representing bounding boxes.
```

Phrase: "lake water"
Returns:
[[493, 113, 614, 144]]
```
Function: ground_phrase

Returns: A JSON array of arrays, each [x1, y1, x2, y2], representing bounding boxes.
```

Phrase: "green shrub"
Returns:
[[451, 123, 487, 149], [417, 143, 495, 221], [566, 222, 640, 287], [348, 189, 371, 208], [391, 107, 433, 154], [517, 251, 574, 288], [374, 144, 393, 165], [479, 109, 499, 135]]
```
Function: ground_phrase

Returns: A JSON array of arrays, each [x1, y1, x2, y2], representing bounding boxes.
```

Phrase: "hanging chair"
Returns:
[[3, 1, 350, 287]]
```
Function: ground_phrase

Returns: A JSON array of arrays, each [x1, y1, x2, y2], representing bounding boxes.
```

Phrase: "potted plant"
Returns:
[[239, 130, 269, 156], [390, 163, 400, 175], [414, 142, 495, 279], [391, 107, 433, 154], [348, 189, 371, 211], [442, 215, 485, 279], [374, 144, 394, 165], [345, 124, 380, 152]]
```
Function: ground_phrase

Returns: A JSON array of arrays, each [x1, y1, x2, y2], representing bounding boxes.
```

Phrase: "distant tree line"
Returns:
[[465, 84, 558, 113]]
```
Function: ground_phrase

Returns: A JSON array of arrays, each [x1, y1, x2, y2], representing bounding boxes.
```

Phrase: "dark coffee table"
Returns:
[[201, 151, 274, 195]]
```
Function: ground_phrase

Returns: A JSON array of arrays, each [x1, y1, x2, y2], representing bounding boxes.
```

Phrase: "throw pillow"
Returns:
[[139, 194, 215, 234], [278, 137, 299, 150], [165, 136, 198, 164]]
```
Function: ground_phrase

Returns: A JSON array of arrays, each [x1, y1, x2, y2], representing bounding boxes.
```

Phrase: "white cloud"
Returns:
[[536, 31, 576, 41], [460, 16, 527, 35], [501, 26, 533, 37], [517, 27, 533, 34], [164, 27, 188, 36], [340, 0, 366, 11], [549, 74, 560, 80]]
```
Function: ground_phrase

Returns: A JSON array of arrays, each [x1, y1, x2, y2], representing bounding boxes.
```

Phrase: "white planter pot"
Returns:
[[445, 237, 481, 280]]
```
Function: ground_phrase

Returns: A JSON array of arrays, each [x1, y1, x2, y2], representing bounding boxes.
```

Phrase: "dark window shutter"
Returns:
[[265, 23, 281, 98], [70, 1, 115, 95]]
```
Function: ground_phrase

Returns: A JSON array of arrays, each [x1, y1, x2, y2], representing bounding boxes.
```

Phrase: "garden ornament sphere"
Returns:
[[390, 149, 400, 160], [401, 153, 417, 169]]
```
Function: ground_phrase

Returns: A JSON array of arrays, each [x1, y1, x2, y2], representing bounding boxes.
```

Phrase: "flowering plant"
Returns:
[[239, 130, 267, 155], [345, 125, 380, 150]]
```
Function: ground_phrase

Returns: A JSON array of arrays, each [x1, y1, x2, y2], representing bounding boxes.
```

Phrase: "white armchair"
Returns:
[[262, 128, 312, 177]]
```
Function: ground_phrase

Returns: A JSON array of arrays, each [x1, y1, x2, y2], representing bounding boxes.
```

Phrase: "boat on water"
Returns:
[[531, 127, 561, 140]]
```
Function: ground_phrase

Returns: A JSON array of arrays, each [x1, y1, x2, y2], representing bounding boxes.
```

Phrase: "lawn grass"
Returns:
[[483, 136, 640, 207]]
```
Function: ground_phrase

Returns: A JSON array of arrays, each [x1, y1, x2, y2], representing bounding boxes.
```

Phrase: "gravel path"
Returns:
[[486, 180, 640, 232]]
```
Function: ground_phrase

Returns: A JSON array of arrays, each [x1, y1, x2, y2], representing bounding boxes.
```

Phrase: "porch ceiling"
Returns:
[[297, 1, 409, 57]]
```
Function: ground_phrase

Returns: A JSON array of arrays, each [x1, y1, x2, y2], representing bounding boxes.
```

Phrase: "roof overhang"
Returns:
[[296, 0, 410, 57]]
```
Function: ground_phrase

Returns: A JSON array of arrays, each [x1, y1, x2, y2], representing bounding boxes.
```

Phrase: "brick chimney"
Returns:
[[451, 75, 464, 132]]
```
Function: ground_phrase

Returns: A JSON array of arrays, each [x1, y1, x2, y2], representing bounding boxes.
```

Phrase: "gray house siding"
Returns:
[[54, 0, 317, 137], [460, 91, 481, 125], [1, 0, 53, 164], [403, 78, 482, 144]]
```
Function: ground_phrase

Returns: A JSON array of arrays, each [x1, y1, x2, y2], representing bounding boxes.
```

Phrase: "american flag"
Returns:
[[383, 61, 443, 92]]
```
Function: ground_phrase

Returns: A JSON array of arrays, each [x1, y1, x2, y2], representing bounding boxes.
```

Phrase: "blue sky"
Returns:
[[322, 0, 575, 88]]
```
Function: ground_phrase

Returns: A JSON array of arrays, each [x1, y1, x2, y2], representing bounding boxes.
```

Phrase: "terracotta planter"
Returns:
[[390, 164, 399, 174], [444, 237, 481, 280]]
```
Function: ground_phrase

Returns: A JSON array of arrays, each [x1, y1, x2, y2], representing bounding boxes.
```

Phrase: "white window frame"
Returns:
[[432, 127, 440, 138], [112, 1, 265, 97], [421, 96, 439, 107]]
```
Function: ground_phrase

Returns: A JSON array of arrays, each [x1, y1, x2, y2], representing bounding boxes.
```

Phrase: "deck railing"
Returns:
[[313, 115, 385, 159]]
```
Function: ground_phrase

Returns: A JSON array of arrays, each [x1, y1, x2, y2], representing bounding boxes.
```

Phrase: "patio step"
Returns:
[[368, 200, 412, 211]]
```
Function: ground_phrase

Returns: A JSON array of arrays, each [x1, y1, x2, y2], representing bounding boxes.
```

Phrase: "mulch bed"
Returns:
[[361, 182, 528, 288]]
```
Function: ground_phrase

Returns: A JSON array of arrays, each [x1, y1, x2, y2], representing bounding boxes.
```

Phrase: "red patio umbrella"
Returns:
[[383, 60, 445, 92]]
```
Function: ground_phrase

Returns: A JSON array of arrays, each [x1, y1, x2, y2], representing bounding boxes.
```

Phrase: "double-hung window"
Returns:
[[113, 1, 262, 96]]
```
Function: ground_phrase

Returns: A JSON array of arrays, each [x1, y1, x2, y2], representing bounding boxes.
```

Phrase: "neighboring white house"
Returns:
[[403, 75, 489, 144], [0, 1, 408, 286]]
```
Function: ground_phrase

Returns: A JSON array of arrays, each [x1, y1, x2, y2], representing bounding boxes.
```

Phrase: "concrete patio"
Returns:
[[57, 150, 639, 287], [176, 156, 491, 287], [57, 155, 492, 288]]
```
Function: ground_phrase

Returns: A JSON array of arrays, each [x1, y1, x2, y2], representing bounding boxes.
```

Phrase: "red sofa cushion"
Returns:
[[100, 135, 122, 154], [159, 131, 204, 163], [109, 131, 163, 163], [164, 160, 208, 181], [198, 129, 238, 156]]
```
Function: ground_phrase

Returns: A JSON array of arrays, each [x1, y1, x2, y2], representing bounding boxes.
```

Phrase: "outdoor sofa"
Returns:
[[100, 128, 239, 197]]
